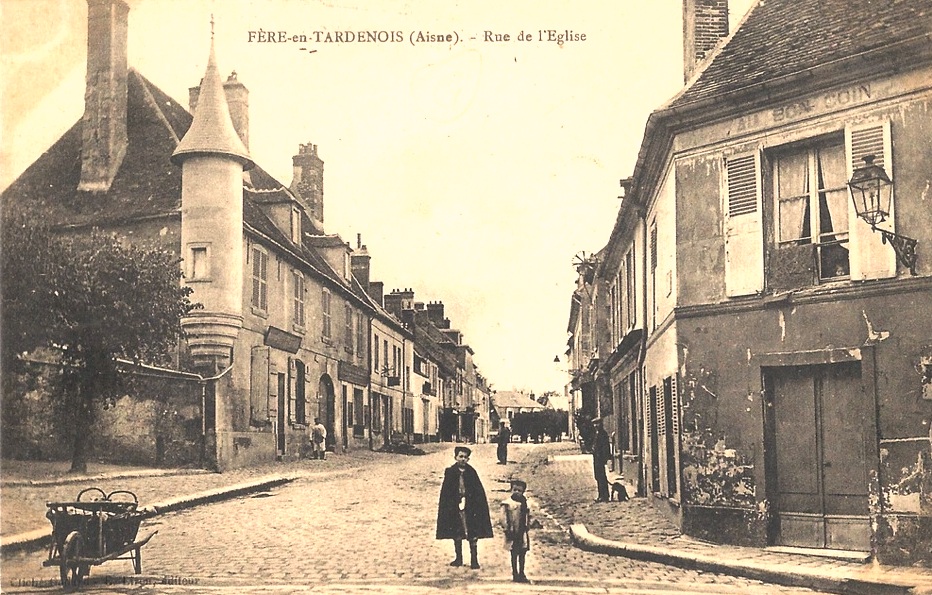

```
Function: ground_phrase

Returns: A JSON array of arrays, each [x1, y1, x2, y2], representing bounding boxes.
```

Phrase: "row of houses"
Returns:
[[1, 0, 492, 470], [566, 0, 932, 566]]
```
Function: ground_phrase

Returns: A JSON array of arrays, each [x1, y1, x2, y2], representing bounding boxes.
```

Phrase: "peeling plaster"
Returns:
[[862, 310, 891, 344], [682, 431, 756, 507], [778, 310, 786, 342], [922, 179, 930, 203]]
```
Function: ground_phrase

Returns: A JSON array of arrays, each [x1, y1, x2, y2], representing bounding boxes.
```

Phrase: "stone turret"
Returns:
[[172, 37, 253, 373]]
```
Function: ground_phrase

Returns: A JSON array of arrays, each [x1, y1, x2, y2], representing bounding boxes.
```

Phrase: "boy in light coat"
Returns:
[[500, 478, 531, 583]]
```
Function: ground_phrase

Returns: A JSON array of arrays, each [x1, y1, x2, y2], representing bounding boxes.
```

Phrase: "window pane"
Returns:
[[817, 144, 848, 238], [776, 152, 810, 243], [818, 144, 847, 190], [779, 195, 810, 242], [821, 188, 849, 238], [778, 152, 808, 198], [819, 242, 850, 279]]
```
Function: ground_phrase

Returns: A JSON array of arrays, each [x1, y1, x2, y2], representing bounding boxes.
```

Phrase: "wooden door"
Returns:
[[769, 362, 870, 550]]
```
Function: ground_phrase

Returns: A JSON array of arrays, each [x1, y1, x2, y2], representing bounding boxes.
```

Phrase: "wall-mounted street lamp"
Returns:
[[847, 155, 918, 275]]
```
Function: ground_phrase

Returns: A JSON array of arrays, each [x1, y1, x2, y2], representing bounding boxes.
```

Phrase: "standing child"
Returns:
[[500, 478, 531, 583], [311, 418, 327, 460], [435, 446, 494, 569]]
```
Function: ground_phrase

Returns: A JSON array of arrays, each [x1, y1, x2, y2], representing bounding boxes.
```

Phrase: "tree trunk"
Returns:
[[70, 429, 89, 474], [69, 390, 93, 474]]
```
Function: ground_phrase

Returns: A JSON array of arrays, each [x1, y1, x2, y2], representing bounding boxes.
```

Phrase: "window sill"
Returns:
[[292, 324, 306, 335], [186, 277, 213, 283], [251, 306, 269, 319], [321, 336, 333, 346]]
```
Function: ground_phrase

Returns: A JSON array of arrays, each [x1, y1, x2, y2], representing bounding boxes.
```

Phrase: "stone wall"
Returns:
[[2, 359, 205, 467]]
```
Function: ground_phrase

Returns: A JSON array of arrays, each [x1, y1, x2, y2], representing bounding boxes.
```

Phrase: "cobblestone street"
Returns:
[[1, 442, 836, 594]]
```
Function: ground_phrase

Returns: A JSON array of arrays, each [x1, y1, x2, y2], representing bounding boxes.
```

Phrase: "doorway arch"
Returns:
[[318, 375, 336, 451]]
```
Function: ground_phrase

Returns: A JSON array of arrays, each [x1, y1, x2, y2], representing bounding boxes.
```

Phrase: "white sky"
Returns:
[[1, 0, 754, 395]]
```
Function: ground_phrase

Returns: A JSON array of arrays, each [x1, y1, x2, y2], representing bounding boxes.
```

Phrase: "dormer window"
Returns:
[[291, 207, 302, 244]]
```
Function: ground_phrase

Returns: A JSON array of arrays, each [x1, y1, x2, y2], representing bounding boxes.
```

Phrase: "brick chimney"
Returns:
[[188, 71, 249, 149], [291, 143, 325, 226], [78, 0, 129, 193], [683, 0, 729, 82], [369, 281, 384, 307], [427, 301, 444, 324], [351, 234, 371, 289], [384, 288, 415, 317]]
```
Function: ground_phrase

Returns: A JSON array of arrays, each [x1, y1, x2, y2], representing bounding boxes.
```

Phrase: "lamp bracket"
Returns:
[[872, 225, 918, 275]]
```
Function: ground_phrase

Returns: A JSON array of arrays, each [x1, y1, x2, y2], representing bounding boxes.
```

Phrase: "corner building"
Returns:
[[595, 0, 932, 566]]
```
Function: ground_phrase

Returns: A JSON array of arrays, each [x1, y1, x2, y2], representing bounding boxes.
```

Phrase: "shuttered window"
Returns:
[[250, 346, 270, 424], [251, 248, 268, 311], [727, 155, 758, 216], [846, 121, 896, 280], [321, 288, 332, 339], [724, 152, 764, 296], [345, 304, 354, 353], [292, 270, 305, 327]]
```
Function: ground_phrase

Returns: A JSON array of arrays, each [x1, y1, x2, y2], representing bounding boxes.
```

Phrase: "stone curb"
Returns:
[[1, 468, 213, 488], [569, 524, 919, 595], [0, 474, 299, 555]]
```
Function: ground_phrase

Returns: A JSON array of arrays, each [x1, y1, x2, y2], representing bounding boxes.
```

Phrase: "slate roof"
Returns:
[[2, 70, 188, 226], [670, 0, 932, 109], [1, 69, 324, 237]]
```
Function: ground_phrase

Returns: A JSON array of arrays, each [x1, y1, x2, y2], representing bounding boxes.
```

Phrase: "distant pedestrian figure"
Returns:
[[500, 478, 531, 583], [311, 418, 327, 460], [497, 422, 512, 465], [591, 417, 611, 502], [436, 446, 494, 569]]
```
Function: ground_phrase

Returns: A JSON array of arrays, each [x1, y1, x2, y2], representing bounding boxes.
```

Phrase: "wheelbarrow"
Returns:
[[43, 487, 158, 587]]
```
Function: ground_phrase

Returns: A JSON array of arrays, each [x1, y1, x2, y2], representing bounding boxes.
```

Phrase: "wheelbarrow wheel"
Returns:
[[133, 546, 142, 574], [59, 531, 87, 587]]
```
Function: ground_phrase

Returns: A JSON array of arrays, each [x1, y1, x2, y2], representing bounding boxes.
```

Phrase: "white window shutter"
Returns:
[[846, 121, 896, 280], [269, 361, 278, 422], [250, 346, 270, 423], [724, 152, 764, 296]]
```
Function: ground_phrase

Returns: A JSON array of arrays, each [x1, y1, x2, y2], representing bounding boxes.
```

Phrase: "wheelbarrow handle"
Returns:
[[76, 488, 107, 502], [106, 490, 138, 504]]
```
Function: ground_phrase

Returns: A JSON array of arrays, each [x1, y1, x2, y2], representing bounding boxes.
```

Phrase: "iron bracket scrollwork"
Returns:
[[873, 225, 918, 276]]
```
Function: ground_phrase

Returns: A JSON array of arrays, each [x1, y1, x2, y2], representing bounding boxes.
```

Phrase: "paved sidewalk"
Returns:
[[525, 442, 932, 595]]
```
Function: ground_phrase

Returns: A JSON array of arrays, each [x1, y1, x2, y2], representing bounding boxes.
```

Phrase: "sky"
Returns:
[[1, 0, 754, 395]]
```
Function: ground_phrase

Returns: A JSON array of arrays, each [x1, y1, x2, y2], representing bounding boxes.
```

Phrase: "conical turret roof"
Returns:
[[172, 39, 253, 169]]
